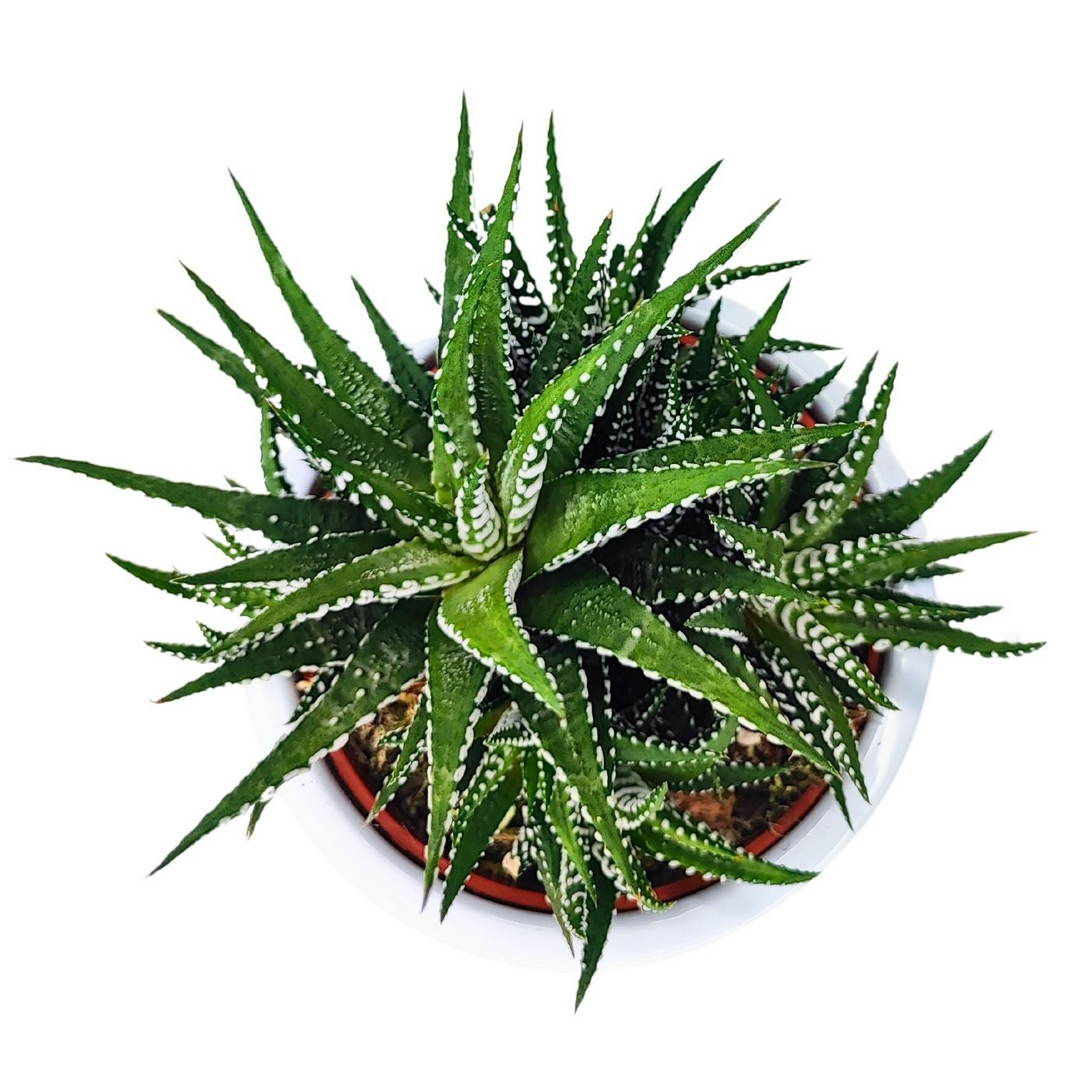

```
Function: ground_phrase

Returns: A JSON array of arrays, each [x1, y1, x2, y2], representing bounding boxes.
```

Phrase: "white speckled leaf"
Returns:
[[826, 432, 991, 543], [524, 456, 824, 577], [423, 612, 494, 898], [519, 558, 834, 771], [438, 549, 562, 715], [634, 807, 814, 885], [497, 204, 780, 544], [151, 598, 432, 874], [434, 134, 522, 486], [441, 744, 522, 918], [183, 530, 396, 586], [513, 645, 662, 910], [19, 456, 372, 545], [230, 174, 429, 452], [157, 606, 379, 703], [206, 538, 480, 659], [784, 365, 897, 549]]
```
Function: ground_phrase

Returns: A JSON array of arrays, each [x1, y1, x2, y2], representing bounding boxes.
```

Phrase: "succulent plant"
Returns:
[[22, 99, 1041, 1006]]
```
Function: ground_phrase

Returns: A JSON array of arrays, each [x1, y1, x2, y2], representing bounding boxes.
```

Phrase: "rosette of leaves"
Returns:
[[22, 100, 1041, 1006]]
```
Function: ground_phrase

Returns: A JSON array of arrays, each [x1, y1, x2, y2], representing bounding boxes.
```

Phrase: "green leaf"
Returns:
[[710, 514, 785, 573], [817, 612, 1044, 657], [422, 611, 494, 900], [438, 550, 562, 715], [146, 639, 213, 661], [519, 558, 835, 772], [229, 174, 429, 452], [751, 614, 869, 797], [777, 361, 845, 420], [701, 760, 790, 790], [636, 160, 722, 298], [634, 807, 815, 885], [18, 456, 371, 544], [434, 134, 522, 484], [678, 598, 748, 639], [258, 406, 291, 497], [783, 353, 877, 515], [788, 531, 1031, 589], [182, 270, 454, 546], [519, 751, 576, 944], [705, 258, 808, 293], [524, 455, 822, 576], [207, 537, 480, 658], [514, 646, 661, 909], [608, 191, 660, 323], [828, 433, 991, 542], [612, 727, 732, 787], [771, 600, 895, 712], [150, 599, 431, 874], [366, 704, 427, 821], [108, 554, 277, 614], [351, 278, 432, 410], [157, 607, 378, 703], [503, 236, 552, 384], [821, 588, 1001, 625], [683, 298, 723, 382], [183, 267, 434, 495], [528, 212, 612, 396], [537, 757, 595, 900], [784, 366, 897, 549], [576, 862, 617, 1010], [498, 203, 781, 544], [545, 113, 576, 308], [158, 310, 260, 400], [183, 529, 395, 586], [440, 745, 522, 918], [441, 95, 475, 351], [604, 532, 826, 607], [597, 421, 859, 472], [739, 282, 794, 368], [453, 456, 505, 562]]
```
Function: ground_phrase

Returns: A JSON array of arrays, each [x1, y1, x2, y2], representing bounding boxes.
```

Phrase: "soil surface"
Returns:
[[331, 677, 871, 895]]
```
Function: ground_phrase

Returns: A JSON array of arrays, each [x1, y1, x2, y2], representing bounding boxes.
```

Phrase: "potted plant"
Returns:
[[21, 99, 1041, 1006]]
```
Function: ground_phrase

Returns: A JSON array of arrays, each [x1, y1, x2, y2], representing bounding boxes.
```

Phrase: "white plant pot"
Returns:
[[247, 296, 934, 971]]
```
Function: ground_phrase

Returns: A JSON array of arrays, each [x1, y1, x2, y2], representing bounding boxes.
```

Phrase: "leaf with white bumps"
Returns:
[[20, 456, 372, 544], [183, 530, 396, 587], [157, 606, 379, 703], [422, 611, 494, 899], [150, 599, 431, 873], [544, 114, 576, 309], [513, 645, 662, 910], [528, 212, 612, 396], [438, 549, 562, 715], [783, 365, 897, 549], [497, 204, 781, 544], [434, 134, 522, 485], [453, 456, 505, 562], [635, 807, 815, 885], [230, 174, 429, 452], [441, 744, 522, 918], [519, 557, 835, 772], [523, 456, 825, 577], [828, 432, 991, 542], [206, 538, 479, 659]]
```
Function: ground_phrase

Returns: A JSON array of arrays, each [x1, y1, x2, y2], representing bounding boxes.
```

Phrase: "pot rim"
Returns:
[[247, 295, 934, 970]]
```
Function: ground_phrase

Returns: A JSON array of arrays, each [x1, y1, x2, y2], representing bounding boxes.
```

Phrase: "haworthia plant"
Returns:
[[21, 103, 1042, 1007]]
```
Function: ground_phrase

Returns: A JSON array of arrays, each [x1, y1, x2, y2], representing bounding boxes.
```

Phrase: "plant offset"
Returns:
[[24, 101, 1040, 1004]]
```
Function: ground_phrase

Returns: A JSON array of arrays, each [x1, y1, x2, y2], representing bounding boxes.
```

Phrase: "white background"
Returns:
[[2, 2, 1076, 1076]]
